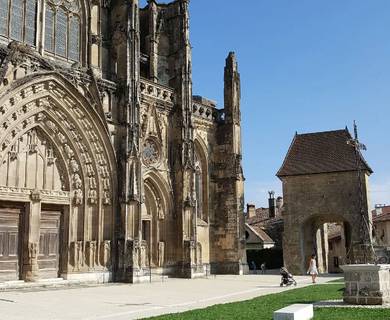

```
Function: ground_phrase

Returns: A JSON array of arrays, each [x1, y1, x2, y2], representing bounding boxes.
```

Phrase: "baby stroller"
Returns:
[[280, 267, 297, 287]]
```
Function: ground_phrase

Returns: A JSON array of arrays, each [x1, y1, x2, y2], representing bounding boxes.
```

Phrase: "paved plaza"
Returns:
[[0, 274, 339, 320]]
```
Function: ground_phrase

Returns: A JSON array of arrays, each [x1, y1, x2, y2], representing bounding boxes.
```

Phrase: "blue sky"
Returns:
[[141, 0, 390, 209]]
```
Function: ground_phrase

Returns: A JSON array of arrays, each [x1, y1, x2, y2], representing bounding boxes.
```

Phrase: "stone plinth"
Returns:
[[273, 304, 313, 320], [341, 264, 390, 305]]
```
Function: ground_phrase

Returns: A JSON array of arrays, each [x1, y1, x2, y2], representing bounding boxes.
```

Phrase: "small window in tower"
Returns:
[[0, 0, 9, 37]]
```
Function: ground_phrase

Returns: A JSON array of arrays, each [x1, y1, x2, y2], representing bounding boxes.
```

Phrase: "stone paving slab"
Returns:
[[0, 275, 338, 320]]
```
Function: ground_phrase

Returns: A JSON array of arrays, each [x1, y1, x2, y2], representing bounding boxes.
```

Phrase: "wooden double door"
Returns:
[[0, 204, 63, 281]]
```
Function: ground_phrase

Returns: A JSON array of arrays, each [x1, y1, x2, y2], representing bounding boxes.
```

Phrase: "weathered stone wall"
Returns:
[[210, 53, 246, 274], [281, 171, 372, 274], [342, 264, 390, 305]]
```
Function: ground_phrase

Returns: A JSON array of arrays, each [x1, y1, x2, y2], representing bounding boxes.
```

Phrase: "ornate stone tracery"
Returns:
[[48, 0, 81, 13], [142, 138, 160, 167]]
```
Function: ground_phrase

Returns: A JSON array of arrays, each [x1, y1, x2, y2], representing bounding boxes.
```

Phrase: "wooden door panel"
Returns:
[[8, 232, 18, 257], [38, 210, 61, 278], [0, 208, 21, 281]]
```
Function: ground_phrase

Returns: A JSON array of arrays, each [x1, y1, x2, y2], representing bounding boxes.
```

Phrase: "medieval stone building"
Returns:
[[277, 129, 373, 275], [0, 0, 246, 283]]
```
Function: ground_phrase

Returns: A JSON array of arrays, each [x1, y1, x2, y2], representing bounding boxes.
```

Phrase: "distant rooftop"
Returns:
[[277, 129, 373, 177], [245, 223, 275, 244], [373, 206, 390, 222]]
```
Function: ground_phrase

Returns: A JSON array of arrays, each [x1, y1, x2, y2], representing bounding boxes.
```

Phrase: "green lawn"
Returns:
[[144, 284, 390, 320], [315, 307, 390, 320]]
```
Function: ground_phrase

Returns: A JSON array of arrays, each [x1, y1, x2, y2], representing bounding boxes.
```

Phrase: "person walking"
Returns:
[[307, 254, 318, 283], [250, 261, 257, 274], [260, 262, 266, 274]]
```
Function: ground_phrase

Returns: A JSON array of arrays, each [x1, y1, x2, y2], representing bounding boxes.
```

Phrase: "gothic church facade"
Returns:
[[0, 0, 246, 283]]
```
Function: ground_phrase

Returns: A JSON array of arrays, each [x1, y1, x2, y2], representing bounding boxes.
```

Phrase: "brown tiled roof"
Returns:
[[245, 223, 274, 243], [376, 206, 390, 215], [277, 129, 373, 177]]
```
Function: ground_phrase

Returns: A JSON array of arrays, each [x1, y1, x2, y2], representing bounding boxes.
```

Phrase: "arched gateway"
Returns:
[[0, 73, 117, 282], [277, 129, 373, 275]]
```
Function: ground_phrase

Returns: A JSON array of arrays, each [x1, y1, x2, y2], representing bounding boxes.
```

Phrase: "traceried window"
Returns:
[[45, 0, 81, 61], [0, 0, 38, 45]]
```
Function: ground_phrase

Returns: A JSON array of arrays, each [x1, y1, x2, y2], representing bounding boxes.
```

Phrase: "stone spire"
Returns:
[[224, 52, 241, 124]]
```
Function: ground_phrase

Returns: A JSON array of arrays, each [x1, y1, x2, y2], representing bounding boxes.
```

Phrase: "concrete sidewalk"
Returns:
[[0, 274, 339, 320]]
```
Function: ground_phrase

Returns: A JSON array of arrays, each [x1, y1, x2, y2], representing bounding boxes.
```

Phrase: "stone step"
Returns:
[[0, 278, 84, 291], [3, 280, 24, 286], [37, 278, 65, 283], [147, 274, 170, 281]]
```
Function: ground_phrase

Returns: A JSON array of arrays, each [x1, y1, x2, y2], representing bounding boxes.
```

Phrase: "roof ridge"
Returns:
[[296, 128, 348, 136]]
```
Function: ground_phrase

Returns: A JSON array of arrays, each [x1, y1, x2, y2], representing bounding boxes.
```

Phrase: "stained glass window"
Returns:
[[68, 16, 80, 61], [10, 0, 23, 41], [0, 0, 9, 36], [25, 0, 37, 45], [55, 7, 67, 57]]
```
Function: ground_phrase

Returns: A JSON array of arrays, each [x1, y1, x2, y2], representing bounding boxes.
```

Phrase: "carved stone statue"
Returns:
[[86, 241, 97, 269], [158, 241, 165, 268], [72, 173, 82, 189], [99, 241, 111, 268], [74, 189, 83, 205]]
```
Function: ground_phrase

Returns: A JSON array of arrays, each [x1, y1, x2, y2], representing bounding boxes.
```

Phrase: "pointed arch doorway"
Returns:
[[0, 127, 70, 280], [0, 73, 118, 282], [142, 173, 172, 271]]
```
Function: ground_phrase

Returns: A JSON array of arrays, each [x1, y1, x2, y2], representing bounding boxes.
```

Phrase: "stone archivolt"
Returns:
[[0, 72, 117, 276]]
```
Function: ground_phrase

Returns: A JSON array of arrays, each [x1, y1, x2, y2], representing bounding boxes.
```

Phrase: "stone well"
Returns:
[[341, 264, 390, 305]]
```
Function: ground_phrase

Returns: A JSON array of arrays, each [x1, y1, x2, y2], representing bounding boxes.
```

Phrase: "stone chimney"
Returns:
[[268, 191, 276, 218], [247, 204, 256, 219]]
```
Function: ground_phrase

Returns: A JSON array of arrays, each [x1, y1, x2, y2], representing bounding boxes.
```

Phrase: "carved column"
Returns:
[[23, 190, 42, 281]]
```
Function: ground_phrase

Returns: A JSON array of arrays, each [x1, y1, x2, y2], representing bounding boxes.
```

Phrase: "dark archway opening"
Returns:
[[302, 215, 352, 274]]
